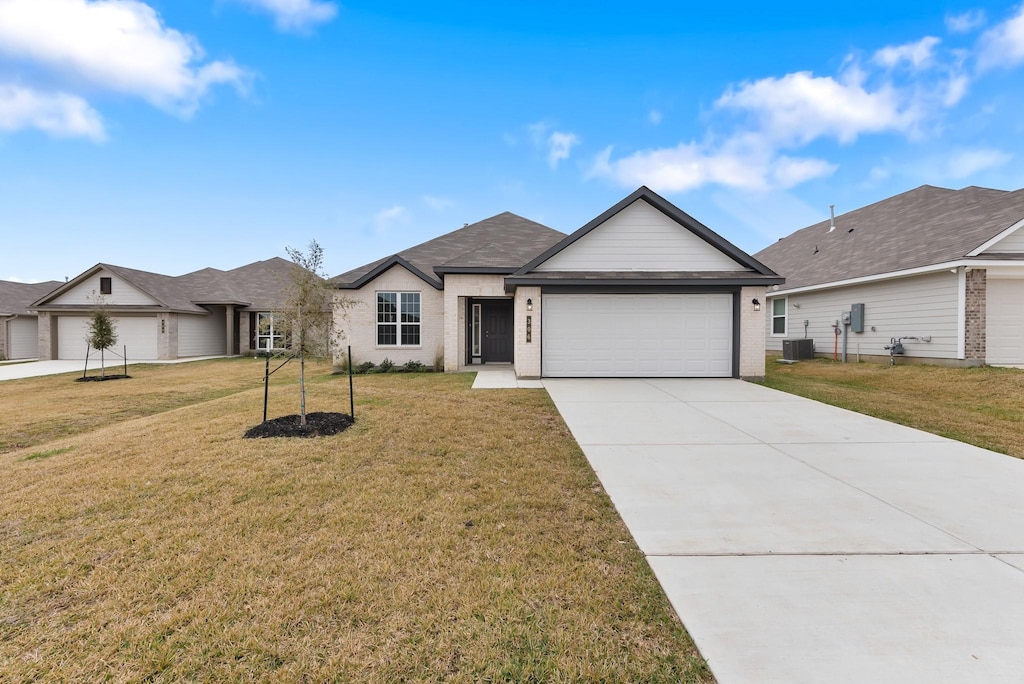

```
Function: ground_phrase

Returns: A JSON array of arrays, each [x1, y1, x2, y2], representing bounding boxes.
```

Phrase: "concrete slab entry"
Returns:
[[691, 399, 948, 444], [779, 442, 1024, 553], [470, 370, 518, 389], [585, 444, 974, 556], [647, 378, 811, 403], [542, 378, 674, 403], [554, 401, 759, 446], [650, 554, 1024, 684]]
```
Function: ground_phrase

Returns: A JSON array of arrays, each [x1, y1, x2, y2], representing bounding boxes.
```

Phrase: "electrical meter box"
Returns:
[[850, 303, 865, 333]]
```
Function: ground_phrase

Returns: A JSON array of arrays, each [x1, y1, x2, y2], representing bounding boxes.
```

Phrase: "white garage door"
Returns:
[[543, 293, 733, 377], [7, 317, 38, 359], [987, 278, 1023, 365], [57, 316, 159, 360]]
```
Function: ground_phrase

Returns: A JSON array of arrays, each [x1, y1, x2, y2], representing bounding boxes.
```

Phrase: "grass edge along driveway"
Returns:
[[763, 357, 1024, 459], [0, 362, 713, 682]]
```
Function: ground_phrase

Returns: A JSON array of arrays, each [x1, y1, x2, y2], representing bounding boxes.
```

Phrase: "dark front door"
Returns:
[[482, 300, 513, 363]]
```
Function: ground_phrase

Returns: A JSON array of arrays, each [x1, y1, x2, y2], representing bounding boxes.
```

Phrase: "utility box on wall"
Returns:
[[850, 303, 865, 333]]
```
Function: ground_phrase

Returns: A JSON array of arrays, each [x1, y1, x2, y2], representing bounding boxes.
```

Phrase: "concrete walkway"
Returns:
[[0, 356, 229, 381], [544, 378, 1024, 684], [469, 366, 544, 389]]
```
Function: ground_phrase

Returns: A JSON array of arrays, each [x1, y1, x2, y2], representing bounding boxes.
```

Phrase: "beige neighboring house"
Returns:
[[29, 258, 308, 361], [0, 280, 62, 360], [755, 184, 1024, 366], [333, 187, 783, 380]]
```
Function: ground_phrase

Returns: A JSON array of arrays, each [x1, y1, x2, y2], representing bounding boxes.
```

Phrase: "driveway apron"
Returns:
[[543, 378, 1024, 684]]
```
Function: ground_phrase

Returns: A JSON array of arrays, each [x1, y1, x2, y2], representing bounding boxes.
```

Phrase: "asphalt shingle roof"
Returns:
[[332, 212, 566, 287], [0, 280, 63, 316], [754, 185, 1024, 291], [33, 257, 308, 313]]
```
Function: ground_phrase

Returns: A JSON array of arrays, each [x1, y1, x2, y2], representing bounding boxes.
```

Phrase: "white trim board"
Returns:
[[773, 259, 1024, 296]]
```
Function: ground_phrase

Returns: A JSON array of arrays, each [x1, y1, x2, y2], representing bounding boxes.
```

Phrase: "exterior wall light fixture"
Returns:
[[526, 298, 533, 311], [752, 298, 761, 312]]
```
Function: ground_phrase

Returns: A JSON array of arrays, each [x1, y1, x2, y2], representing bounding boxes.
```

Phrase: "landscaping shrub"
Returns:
[[355, 361, 376, 374], [400, 360, 426, 373], [378, 357, 395, 373]]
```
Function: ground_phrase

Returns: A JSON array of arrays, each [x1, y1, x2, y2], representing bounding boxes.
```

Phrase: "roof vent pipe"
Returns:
[[828, 204, 836, 233]]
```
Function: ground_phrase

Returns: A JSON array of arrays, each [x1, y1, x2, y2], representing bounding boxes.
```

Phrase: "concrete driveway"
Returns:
[[0, 356, 228, 381], [544, 378, 1024, 684]]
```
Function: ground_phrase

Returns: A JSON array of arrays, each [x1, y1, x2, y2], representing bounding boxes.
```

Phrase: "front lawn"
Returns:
[[0, 361, 711, 681], [763, 357, 1024, 459]]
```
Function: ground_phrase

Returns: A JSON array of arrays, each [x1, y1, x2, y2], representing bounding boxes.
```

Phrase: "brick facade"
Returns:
[[513, 286, 541, 378], [964, 268, 986, 363], [739, 285, 768, 380], [335, 265, 445, 369]]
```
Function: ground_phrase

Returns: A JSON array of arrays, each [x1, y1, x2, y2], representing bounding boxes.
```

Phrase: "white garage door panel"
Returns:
[[543, 293, 733, 377], [987, 279, 1024, 364], [57, 316, 158, 360], [8, 317, 39, 359]]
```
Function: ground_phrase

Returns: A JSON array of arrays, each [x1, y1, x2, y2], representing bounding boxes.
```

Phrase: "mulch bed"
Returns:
[[75, 375, 132, 382], [244, 412, 354, 439]]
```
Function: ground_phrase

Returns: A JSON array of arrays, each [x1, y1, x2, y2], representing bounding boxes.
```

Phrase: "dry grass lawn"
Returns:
[[1, 359, 711, 682], [764, 357, 1024, 459]]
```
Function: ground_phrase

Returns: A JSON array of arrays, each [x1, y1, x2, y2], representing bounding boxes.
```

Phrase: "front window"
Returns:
[[772, 298, 787, 336], [256, 312, 283, 351], [378, 292, 420, 346], [100, 277, 112, 295]]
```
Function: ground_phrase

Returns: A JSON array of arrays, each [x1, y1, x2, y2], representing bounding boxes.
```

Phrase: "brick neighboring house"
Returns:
[[0, 280, 62, 359], [755, 185, 1024, 366], [29, 258, 316, 361], [333, 186, 782, 380]]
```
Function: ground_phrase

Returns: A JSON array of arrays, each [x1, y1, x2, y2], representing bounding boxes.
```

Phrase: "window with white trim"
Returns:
[[256, 312, 283, 351], [377, 292, 420, 346], [771, 298, 787, 336]]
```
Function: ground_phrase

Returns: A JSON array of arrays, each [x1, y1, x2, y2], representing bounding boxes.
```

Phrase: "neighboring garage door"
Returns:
[[987, 278, 1023, 364], [542, 293, 733, 377], [57, 316, 159, 360], [7, 317, 38, 359]]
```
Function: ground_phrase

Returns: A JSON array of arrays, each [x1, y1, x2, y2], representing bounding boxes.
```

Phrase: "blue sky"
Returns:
[[2, 0, 1024, 282]]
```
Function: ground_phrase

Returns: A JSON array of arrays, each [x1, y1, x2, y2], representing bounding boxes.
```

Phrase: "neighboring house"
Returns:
[[0, 280, 62, 359], [334, 187, 782, 379], [29, 258, 307, 361], [755, 184, 1024, 366]]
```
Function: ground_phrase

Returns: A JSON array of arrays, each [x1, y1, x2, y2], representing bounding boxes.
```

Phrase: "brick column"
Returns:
[[964, 268, 986, 364], [224, 304, 235, 356], [37, 312, 55, 360], [739, 286, 767, 380]]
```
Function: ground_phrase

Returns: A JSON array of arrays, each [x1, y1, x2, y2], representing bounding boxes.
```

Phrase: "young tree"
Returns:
[[87, 297, 118, 378], [278, 240, 339, 426]]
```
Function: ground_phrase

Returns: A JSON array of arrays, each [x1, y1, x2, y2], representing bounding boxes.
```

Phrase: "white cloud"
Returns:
[[526, 120, 580, 169], [373, 205, 407, 233], [547, 131, 579, 168], [943, 147, 1011, 178], [588, 141, 836, 193], [873, 36, 941, 70], [648, 109, 663, 125], [591, 56, 950, 193], [422, 195, 453, 211], [946, 9, 987, 34], [941, 72, 971, 106], [716, 69, 921, 145], [0, 84, 105, 140], [866, 165, 892, 185], [977, 5, 1024, 70], [228, 0, 337, 33], [0, 0, 249, 117]]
